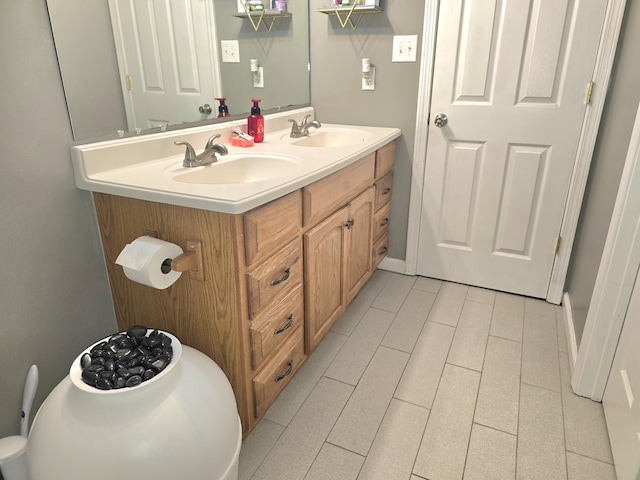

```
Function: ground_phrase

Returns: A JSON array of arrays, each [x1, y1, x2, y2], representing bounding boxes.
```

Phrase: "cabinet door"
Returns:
[[304, 206, 350, 353], [345, 187, 375, 304]]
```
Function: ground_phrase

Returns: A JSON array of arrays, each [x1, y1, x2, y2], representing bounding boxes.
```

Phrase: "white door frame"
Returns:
[[404, 0, 628, 306], [572, 101, 640, 401]]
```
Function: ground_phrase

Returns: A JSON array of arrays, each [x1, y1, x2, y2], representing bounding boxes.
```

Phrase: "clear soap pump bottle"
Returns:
[[247, 99, 264, 143]]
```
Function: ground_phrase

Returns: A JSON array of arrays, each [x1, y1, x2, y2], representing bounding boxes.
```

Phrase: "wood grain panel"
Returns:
[[373, 202, 391, 240], [345, 188, 374, 304], [303, 154, 375, 227], [244, 190, 302, 267], [375, 140, 396, 179], [246, 239, 302, 319], [372, 233, 389, 270], [374, 172, 393, 211]]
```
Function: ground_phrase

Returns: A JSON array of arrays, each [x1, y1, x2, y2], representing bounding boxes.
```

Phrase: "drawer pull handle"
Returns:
[[275, 360, 293, 382], [377, 246, 388, 256], [274, 314, 294, 335], [345, 219, 355, 229], [382, 188, 392, 196], [379, 218, 389, 227], [271, 268, 290, 286]]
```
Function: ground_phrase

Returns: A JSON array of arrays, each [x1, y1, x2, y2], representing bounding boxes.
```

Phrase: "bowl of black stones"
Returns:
[[70, 325, 181, 394]]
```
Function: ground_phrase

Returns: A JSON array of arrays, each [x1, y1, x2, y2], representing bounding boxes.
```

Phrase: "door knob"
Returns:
[[434, 113, 448, 128], [199, 104, 212, 115]]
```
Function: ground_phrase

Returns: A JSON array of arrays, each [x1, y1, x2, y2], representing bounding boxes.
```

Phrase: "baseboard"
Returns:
[[562, 292, 579, 377], [378, 256, 407, 275]]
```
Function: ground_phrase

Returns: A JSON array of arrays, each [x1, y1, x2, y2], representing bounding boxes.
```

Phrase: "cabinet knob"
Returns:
[[345, 219, 355, 229]]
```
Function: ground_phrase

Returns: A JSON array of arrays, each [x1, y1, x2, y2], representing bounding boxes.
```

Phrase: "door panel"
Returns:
[[417, 0, 608, 297]]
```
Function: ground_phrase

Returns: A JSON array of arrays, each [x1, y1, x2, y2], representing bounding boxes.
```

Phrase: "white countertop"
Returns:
[[71, 108, 401, 214]]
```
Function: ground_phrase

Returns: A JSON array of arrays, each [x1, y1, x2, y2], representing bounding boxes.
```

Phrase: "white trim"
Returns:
[[572, 102, 640, 401], [404, 0, 439, 276], [378, 257, 406, 275], [405, 0, 627, 302], [547, 0, 629, 304], [562, 292, 579, 377]]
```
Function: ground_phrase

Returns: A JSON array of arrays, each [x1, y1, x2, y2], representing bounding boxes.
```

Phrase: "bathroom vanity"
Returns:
[[72, 109, 400, 434]]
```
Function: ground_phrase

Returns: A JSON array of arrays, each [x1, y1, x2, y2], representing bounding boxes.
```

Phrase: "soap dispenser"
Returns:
[[247, 99, 264, 143], [215, 98, 229, 118]]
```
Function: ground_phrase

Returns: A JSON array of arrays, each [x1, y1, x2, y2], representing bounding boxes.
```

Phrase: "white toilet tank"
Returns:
[[27, 344, 241, 480]]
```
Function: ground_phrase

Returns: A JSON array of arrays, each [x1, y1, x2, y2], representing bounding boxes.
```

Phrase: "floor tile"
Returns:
[[328, 347, 409, 456], [566, 452, 617, 480], [490, 291, 524, 342], [238, 419, 285, 480], [413, 276, 442, 293], [357, 399, 429, 480], [525, 297, 557, 318], [324, 307, 395, 385], [381, 289, 435, 353], [463, 424, 516, 480], [446, 300, 492, 371], [426, 281, 468, 327], [394, 321, 455, 409], [252, 377, 353, 480], [305, 443, 364, 480], [413, 364, 480, 480], [474, 335, 521, 435], [559, 353, 614, 464], [466, 286, 496, 305], [332, 271, 389, 336], [522, 311, 561, 391], [556, 305, 569, 355], [517, 383, 567, 480], [371, 273, 416, 313], [265, 332, 347, 426]]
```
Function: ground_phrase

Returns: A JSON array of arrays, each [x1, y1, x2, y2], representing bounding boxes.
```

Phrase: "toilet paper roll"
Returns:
[[115, 236, 184, 289]]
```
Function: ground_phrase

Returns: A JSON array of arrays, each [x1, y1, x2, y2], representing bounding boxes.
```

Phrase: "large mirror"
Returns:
[[46, 0, 310, 141]]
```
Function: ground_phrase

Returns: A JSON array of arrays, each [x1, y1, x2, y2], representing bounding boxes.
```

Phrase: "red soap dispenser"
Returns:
[[247, 99, 264, 143], [215, 97, 229, 117]]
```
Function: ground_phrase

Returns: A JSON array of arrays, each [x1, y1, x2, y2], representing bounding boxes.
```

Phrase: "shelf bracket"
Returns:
[[332, 2, 364, 29]]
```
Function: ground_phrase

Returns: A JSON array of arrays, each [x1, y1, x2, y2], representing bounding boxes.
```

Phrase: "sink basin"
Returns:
[[168, 154, 302, 185], [285, 128, 373, 148]]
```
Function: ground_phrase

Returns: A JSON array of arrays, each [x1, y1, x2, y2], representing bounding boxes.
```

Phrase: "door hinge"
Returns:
[[125, 75, 133, 91], [584, 81, 594, 105], [554, 236, 562, 255]]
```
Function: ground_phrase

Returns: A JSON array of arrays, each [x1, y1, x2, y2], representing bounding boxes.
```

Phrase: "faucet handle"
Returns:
[[174, 141, 196, 162], [205, 134, 222, 150], [300, 114, 312, 127]]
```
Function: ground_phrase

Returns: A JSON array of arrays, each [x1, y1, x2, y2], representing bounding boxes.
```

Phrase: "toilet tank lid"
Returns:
[[0, 436, 27, 464]]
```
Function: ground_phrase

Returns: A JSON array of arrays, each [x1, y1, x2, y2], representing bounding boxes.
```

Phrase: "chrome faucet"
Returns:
[[289, 114, 322, 138], [174, 134, 228, 168]]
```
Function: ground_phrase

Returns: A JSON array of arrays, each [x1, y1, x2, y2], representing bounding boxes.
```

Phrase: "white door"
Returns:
[[603, 267, 640, 480], [109, 0, 222, 131], [416, 0, 608, 297]]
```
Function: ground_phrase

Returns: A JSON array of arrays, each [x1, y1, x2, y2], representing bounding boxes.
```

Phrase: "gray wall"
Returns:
[[309, 0, 425, 260], [0, 0, 117, 442], [565, 0, 640, 345]]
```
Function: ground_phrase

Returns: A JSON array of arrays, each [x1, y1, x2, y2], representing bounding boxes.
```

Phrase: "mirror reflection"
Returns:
[[47, 0, 310, 141]]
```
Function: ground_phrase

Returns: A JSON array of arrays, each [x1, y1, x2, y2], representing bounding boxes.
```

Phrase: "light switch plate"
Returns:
[[392, 35, 418, 62], [221, 40, 240, 63]]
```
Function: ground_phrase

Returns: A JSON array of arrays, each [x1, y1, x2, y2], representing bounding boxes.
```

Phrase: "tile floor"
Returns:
[[238, 271, 616, 480]]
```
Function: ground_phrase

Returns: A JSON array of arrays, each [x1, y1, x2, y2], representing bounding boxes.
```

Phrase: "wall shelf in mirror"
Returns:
[[232, 10, 292, 33], [317, 4, 382, 30]]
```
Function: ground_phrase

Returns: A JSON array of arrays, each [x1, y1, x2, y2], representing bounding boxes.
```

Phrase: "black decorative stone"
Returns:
[[79, 326, 174, 391]]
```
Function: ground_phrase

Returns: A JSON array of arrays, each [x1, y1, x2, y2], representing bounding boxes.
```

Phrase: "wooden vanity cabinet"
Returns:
[[92, 139, 395, 436]]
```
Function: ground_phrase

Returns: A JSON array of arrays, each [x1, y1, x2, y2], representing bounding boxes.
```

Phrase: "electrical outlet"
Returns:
[[392, 35, 418, 62], [221, 40, 240, 63], [253, 67, 264, 88], [362, 66, 375, 91]]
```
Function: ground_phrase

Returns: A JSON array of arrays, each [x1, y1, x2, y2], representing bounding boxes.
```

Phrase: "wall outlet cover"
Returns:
[[221, 40, 240, 63], [392, 35, 418, 63]]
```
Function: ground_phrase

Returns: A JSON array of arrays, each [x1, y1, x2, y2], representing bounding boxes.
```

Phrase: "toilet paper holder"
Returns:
[[161, 239, 204, 281]]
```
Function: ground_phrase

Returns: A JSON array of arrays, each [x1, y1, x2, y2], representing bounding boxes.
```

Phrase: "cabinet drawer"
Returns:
[[246, 239, 302, 319], [303, 154, 375, 227], [373, 202, 391, 240], [250, 285, 304, 370], [253, 326, 305, 419], [372, 233, 389, 270], [375, 172, 393, 211], [244, 191, 302, 267], [375, 141, 396, 179]]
